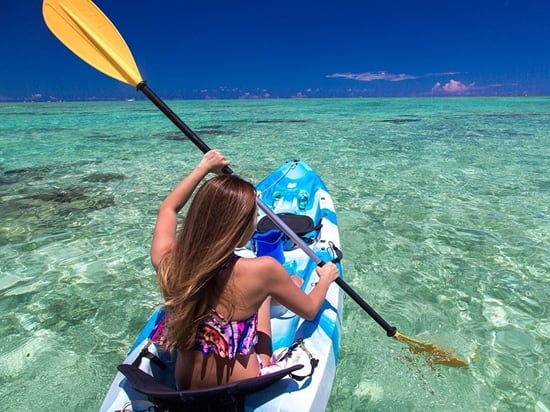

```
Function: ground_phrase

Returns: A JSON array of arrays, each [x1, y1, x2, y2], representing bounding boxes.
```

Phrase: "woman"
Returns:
[[151, 150, 339, 390]]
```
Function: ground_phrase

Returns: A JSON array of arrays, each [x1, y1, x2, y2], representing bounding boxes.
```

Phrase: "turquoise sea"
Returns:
[[1, 97, 549, 411]]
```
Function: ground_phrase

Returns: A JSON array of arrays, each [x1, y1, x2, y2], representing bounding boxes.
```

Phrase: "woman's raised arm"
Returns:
[[150, 150, 230, 270]]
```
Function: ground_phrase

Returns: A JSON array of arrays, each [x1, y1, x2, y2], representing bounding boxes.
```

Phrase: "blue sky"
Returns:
[[2, 0, 550, 100]]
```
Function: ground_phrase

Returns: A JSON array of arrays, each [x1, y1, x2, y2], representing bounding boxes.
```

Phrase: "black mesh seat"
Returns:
[[117, 363, 303, 412], [256, 213, 322, 236]]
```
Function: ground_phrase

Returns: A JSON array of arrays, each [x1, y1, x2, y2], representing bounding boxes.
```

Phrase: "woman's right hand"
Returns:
[[315, 262, 339, 283], [198, 150, 230, 175]]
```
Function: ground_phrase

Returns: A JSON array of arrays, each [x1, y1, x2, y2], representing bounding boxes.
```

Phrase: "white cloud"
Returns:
[[326, 71, 460, 82], [326, 71, 418, 82], [431, 79, 475, 94]]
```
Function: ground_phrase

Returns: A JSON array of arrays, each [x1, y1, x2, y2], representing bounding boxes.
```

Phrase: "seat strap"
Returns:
[[131, 341, 166, 370]]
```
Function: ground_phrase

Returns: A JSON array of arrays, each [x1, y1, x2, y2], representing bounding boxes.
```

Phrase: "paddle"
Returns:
[[42, 0, 467, 368]]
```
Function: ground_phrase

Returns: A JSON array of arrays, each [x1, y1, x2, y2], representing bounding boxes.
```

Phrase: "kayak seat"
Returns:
[[255, 213, 322, 251], [256, 213, 322, 236], [117, 363, 303, 412]]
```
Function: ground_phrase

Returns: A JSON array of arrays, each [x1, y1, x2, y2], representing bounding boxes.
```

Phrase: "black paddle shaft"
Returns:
[[335, 278, 397, 337], [138, 81, 236, 175], [137, 82, 215, 155], [136, 80, 398, 338]]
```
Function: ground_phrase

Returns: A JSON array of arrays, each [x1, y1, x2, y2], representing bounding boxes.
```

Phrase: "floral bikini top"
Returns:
[[195, 308, 258, 359], [194, 254, 258, 359]]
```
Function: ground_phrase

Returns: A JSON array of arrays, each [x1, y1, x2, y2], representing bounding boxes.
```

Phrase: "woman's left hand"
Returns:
[[198, 150, 230, 175]]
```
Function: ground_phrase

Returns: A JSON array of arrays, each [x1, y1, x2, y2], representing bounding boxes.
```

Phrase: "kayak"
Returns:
[[99, 160, 344, 411]]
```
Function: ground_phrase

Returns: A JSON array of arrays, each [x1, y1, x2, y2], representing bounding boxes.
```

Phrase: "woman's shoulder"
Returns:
[[233, 249, 284, 275]]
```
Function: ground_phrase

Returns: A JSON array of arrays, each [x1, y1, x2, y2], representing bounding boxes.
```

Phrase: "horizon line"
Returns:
[[1, 93, 545, 103]]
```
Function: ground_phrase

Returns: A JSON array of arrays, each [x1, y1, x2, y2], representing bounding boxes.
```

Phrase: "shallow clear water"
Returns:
[[1, 97, 548, 411]]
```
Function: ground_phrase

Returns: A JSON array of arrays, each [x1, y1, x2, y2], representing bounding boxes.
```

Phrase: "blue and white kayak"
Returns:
[[100, 160, 344, 412]]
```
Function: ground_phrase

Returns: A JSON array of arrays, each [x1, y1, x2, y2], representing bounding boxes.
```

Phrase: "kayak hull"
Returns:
[[100, 160, 344, 412]]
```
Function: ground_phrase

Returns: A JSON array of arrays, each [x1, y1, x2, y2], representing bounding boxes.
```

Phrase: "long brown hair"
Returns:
[[157, 174, 257, 352]]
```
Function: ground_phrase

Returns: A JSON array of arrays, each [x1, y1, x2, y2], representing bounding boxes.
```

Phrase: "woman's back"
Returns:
[[175, 256, 272, 389]]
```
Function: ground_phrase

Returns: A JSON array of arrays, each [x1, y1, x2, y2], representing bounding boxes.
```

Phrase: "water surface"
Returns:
[[1, 98, 548, 411]]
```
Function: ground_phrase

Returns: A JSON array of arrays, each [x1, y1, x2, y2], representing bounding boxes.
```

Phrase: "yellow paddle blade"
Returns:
[[394, 332, 469, 368], [43, 0, 142, 87]]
